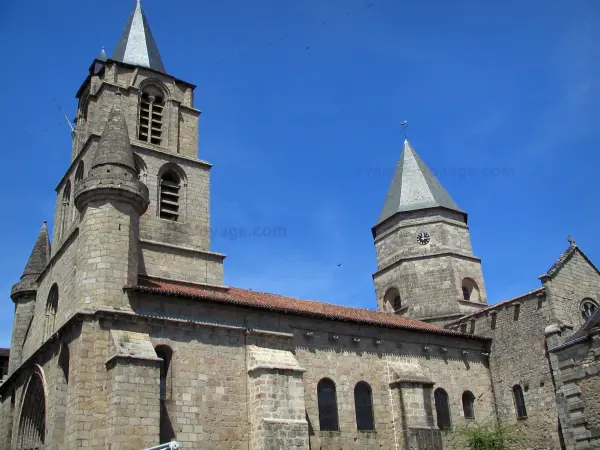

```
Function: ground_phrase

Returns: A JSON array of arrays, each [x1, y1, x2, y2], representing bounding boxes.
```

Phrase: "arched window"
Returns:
[[581, 299, 598, 322], [45, 284, 59, 339], [434, 388, 451, 430], [139, 84, 165, 145], [16, 371, 46, 449], [317, 378, 339, 431], [78, 93, 90, 126], [354, 381, 375, 431], [60, 181, 71, 238], [384, 288, 403, 314], [461, 278, 479, 301], [462, 391, 475, 419], [159, 170, 181, 221], [75, 161, 85, 183], [513, 385, 527, 419], [461, 278, 480, 302]]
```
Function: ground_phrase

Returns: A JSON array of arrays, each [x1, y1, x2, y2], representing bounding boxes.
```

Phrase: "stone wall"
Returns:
[[132, 290, 495, 449], [0, 392, 14, 449], [139, 242, 224, 285], [247, 345, 309, 449], [106, 355, 160, 450], [21, 234, 79, 363], [548, 328, 600, 450], [134, 147, 212, 253], [447, 290, 562, 449]]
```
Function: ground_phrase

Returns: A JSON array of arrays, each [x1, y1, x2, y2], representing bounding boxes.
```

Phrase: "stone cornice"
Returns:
[[140, 239, 226, 260], [373, 251, 482, 277]]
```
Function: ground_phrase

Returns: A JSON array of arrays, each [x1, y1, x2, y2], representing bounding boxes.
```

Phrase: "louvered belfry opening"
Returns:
[[160, 171, 180, 221], [16, 372, 46, 449], [139, 86, 164, 145]]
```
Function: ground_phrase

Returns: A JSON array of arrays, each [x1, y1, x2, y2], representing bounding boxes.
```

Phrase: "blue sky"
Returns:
[[0, 0, 599, 348]]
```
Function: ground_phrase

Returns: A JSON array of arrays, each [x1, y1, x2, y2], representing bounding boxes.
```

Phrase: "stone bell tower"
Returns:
[[372, 138, 488, 325], [67, 0, 225, 287]]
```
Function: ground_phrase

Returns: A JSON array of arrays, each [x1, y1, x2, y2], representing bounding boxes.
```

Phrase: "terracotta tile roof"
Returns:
[[0, 348, 9, 357], [446, 287, 545, 326], [130, 277, 487, 339]]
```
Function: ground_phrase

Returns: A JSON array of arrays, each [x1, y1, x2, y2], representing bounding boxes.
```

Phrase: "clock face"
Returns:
[[417, 232, 430, 245]]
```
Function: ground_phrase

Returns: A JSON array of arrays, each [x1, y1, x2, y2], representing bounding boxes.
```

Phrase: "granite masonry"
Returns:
[[1, 2, 599, 450]]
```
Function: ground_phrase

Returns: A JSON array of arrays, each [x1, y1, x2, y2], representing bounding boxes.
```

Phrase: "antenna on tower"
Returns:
[[53, 98, 75, 133], [400, 120, 409, 139]]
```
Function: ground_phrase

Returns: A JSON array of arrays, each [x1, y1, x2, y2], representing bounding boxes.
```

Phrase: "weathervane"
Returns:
[[401, 120, 408, 139]]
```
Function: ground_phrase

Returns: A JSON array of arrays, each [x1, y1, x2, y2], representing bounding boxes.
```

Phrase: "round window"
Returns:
[[581, 299, 598, 321]]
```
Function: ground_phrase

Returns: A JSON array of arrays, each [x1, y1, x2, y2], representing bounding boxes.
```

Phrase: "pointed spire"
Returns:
[[112, 0, 166, 73], [90, 93, 136, 175], [376, 139, 463, 225], [21, 222, 51, 280], [97, 46, 107, 61]]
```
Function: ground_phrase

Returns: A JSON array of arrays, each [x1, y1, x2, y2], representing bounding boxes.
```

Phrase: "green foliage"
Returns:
[[449, 421, 526, 450]]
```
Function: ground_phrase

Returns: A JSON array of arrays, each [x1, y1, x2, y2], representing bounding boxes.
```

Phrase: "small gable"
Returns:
[[541, 245, 600, 330]]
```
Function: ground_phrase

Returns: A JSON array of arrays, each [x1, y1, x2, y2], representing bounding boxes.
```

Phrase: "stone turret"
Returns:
[[372, 139, 488, 325], [9, 222, 51, 373], [74, 95, 149, 310]]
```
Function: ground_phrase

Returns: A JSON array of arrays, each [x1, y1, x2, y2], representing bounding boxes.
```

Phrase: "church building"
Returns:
[[2, 2, 600, 449]]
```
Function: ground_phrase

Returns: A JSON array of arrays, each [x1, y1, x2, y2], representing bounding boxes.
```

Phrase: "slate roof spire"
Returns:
[[112, 0, 166, 73], [21, 222, 51, 281], [376, 139, 463, 225]]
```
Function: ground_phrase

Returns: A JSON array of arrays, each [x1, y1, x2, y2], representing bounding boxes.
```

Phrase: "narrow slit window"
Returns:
[[354, 382, 375, 431], [462, 391, 475, 419], [513, 385, 527, 419], [60, 181, 71, 238], [469, 319, 476, 335], [490, 312, 497, 330], [45, 284, 59, 339], [434, 388, 451, 430], [159, 171, 181, 221]]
